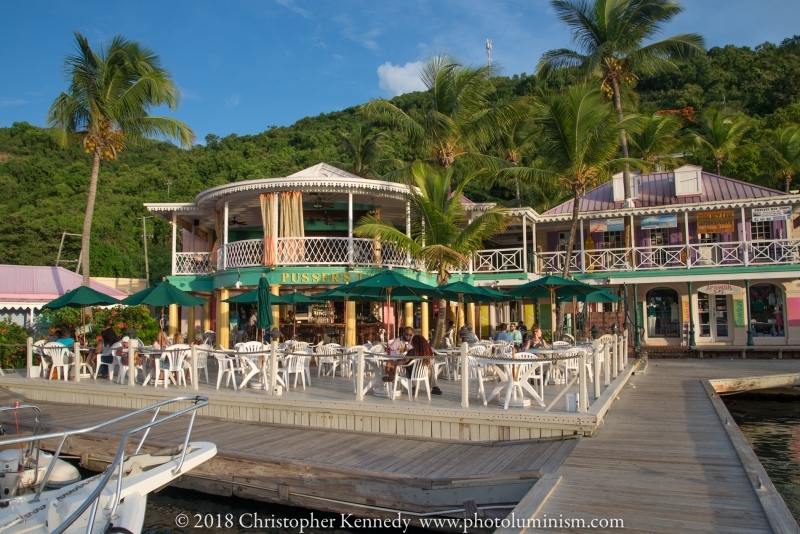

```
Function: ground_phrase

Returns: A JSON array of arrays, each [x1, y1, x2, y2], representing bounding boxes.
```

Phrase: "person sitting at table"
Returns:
[[92, 328, 120, 378], [382, 327, 414, 382], [493, 323, 513, 343], [286, 310, 295, 323], [517, 321, 527, 335], [153, 330, 170, 350], [405, 334, 442, 395], [118, 336, 139, 366], [192, 333, 204, 345], [518, 332, 534, 352], [509, 322, 522, 345], [530, 324, 550, 349], [173, 332, 185, 345], [464, 324, 479, 344], [54, 329, 75, 348]]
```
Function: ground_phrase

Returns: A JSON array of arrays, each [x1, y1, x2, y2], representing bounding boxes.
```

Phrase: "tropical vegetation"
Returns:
[[40, 305, 160, 344]]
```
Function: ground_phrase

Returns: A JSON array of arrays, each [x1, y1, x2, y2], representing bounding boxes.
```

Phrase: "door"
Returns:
[[697, 293, 730, 341]]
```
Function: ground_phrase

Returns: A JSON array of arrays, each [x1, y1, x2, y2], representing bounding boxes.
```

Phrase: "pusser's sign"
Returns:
[[696, 210, 735, 234], [280, 271, 364, 284]]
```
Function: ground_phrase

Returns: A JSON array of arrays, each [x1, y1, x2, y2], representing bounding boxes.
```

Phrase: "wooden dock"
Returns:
[[507, 360, 800, 533]]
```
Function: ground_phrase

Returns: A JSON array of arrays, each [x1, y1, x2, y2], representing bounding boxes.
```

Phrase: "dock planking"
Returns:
[[527, 360, 800, 533], [0, 386, 578, 520]]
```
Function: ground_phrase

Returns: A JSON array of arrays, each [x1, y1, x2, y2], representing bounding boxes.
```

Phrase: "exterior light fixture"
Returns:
[[368, 198, 378, 216], [324, 212, 333, 226], [235, 269, 242, 289], [313, 196, 323, 209]]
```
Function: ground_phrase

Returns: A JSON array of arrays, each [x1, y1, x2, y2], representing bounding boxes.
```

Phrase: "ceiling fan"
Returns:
[[311, 194, 334, 210], [229, 217, 247, 226]]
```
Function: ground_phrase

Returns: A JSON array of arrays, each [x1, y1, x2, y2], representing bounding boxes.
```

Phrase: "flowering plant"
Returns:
[[0, 318, 27, 368]]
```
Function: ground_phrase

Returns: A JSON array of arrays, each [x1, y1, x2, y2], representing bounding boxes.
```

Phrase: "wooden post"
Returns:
[[603, 341, 611, 386], [202, 300, 211, 333], [623, 330, 629, 366], [191, 344, 198, 391], [269, 337, 278, 396], [356, 347, 365, 401], [168, 304, 179, 338], [460, 342, 469, 408], [612, 334, 619, 377], [579, 350, 588, 413], [26, 337, 33, 379], [270, 285, 281, 332], [346, 300, 356, 347], [127, 341, 135, 386], [73, 342, 81, 382], [187, 306, 196, 340], [420, 298, 429, 339], [404, 302, 414, 328], [592, 340, 600, 400]]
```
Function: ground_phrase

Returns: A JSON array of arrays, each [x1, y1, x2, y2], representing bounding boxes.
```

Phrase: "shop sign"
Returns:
[[733, 299, 746, 327], [697, 283, 742, 295], [641, 214, 678, 229], [752, 206, 792, 222], [280, 271, 364, 284], [696, 210, 735, 233], [590, 218, 624, 233]]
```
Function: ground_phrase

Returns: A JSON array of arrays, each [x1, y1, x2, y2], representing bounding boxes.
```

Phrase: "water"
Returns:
[[142, 486, 431, 533], [724, 394, 800, 523]]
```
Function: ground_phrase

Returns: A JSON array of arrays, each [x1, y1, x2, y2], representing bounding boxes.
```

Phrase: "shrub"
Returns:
[[39, 305, 160, 344], [0, 318, 28, 368]]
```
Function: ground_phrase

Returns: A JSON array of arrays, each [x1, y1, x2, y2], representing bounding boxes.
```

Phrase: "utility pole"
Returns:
[[165, 178, 173, 197], [141, 216, 153, 286], [486, 39, 492, 67]]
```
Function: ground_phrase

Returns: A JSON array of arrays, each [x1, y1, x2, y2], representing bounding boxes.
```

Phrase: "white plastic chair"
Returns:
[[154, 344, 190, 388], [393, 359, 430, 402], [43, 342, 71, 381], [33, 340, 48, 378], [94, 341, 120, 380], [466, 354, 495, 403], [117, 339, 147, 385], [315, 344, 341, 377], [186, 344, 211, 384], [214, 353, 240, 390], [280, 353, 309, 390], [552, 341, 571, 348], [515, 352, 545, 401]]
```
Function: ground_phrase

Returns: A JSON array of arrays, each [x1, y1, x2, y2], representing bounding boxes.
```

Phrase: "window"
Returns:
[[749, 283, 784, 337], [645, 288, 680, 338], [650, 228, 670, 266], [699, 233, 719, 244], [603, 231, 622, 249], [751, 221, 772, 241], [558, 231, 569, 251]]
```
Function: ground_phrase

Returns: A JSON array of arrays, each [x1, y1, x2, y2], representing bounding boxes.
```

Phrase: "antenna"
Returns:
[[486, 39, 492, 66]]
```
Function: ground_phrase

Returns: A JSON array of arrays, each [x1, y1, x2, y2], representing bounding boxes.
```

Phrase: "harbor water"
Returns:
[[724, 394, 800, 523]]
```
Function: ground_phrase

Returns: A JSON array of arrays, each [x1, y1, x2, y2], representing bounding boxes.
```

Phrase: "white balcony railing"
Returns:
[[537, 250, 582, 274], [175, 252, 211, 275], [748, 239, 800, 265], [474, 248, 524, 273], [636, 244, 686, 270]]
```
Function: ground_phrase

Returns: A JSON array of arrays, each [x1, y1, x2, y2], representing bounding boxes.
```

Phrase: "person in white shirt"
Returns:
[[383, 327, 414, 382], [465, 324, 479, 344]]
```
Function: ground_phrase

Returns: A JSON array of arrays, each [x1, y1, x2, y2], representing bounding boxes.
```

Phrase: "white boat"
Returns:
[[0, 395, 216, 534]]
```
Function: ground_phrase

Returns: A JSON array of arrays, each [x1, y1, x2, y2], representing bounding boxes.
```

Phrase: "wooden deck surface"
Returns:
[[532, 359, 800, 533]]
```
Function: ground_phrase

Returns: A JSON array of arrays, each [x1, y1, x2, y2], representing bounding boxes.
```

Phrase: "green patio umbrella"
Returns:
[[555, 289, 623, 303], [333, 271, 440, 340], [256, 273, 275, 340], [438, 281, 508, 341], [223, 290, 258, 304], [121, 278, 206, 333], [42, 286, 121, 339], [508, 275, 601, 340]]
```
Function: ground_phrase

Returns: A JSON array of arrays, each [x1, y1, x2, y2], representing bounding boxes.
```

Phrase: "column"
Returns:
[[456, 302, 466, 330], [223, 201, 229, 270], [466, 302, 475, 328], [741, 206, 749, 266], [521, 214, 527, 274], [686, 281, 695, 347], [187, 305, 196, 339], [346, 300, 356, 346], [202, 300, 211, 333], [579, 218, 585, 272], [348, 192, 354, 265], [633, 284, 642, 350], [745, 279, 754, 346], [270, 284, 280, 328], [168, 304, 178, 337], [216, 288, 230, 349], [404, 302, 414, 328], [420, 299, 429, 339], [171, 212, 177, 276], [684, 211, 691, 269], [405, 201, 412, 267], [531, 220, 537, 273]]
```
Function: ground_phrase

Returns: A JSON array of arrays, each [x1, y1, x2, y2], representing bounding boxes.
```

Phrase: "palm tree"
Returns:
[[330, 125, 400, 178], [686, 109, 753, 175], [362, 55, 521, 179], [628, 112, 684, 170], [48, 32, 193, 285], [353, 162, 508, 347], [762, 126, 800, 192], [538, 0, 704, 208], [497, 116, 540, 205], [534, 84, 632, 277]]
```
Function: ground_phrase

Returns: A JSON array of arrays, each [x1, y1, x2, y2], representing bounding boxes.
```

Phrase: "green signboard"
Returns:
[[733, 299, 746, 327]]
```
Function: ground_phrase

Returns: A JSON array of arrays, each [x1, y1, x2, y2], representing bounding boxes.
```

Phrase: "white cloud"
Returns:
[[332, 53, 343, 60], [334, 15, 380, 51], [0, 98, 28, 107], [274, 0, 311, 19], [376, 61, 426, 97], [225, 94, 241, 107]]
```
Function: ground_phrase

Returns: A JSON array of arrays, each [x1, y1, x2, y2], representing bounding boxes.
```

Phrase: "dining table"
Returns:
[[474, 352, 548, 409], [356, 354, 406, 399]]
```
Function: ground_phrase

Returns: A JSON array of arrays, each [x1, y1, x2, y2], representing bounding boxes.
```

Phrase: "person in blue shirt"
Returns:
[[54, 329, 75, 347], [493, 323, 513, 343]]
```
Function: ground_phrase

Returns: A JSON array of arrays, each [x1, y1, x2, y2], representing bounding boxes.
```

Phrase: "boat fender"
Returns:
[[105, 525, 136, 534]]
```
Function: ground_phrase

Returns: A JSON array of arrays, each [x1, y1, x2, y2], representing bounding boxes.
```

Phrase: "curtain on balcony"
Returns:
[[208, 209, 222, 268], [279, 191, 305, 262], [261, 193, 277, 267]]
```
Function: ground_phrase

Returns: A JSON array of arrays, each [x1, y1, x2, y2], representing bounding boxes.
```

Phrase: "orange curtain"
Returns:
[[261, 193, 276, 267], [208, 209, 222, 268], [279, 191, 305, 262]]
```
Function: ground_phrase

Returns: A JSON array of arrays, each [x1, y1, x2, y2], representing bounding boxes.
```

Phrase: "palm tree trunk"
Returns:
[[81, 150, 101, 286], [611, 78, 634, 252], [786, 173, 792, 193], [432, 267, 448, 348], [562, 191, 582, 278], [516, 178, 521, 207]]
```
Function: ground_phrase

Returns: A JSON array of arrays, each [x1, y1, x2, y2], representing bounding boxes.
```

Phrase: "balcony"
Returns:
[[535, 238, 800, 274]]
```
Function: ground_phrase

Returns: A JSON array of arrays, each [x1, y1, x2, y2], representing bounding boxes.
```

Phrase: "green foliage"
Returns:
[[40, 305, 159, 344], [0, 318, 28, 369]]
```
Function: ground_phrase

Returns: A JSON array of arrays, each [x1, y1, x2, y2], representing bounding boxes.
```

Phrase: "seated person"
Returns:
[[517, 321, 528, 335], [117, 336, 139, 366], [464, 324, 479, 344], [405, 334, 442, 395], [54, 329, 75, 348], [493, 323, 513, 343], [95, 328, 121, 378], [530, 324, 550, 349], [509, 322, 523, 345], [383, 327, 414, 382], [153, 330, 170, 350]]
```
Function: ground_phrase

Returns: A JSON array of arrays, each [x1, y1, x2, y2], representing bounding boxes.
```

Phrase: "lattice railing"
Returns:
[[536, 251, 581, 274], [175, 252, 211, 275], [474, 248, 523, 272], [688, 242, 744, 267], [278, 237, 348, 265], [583, 248, 631, 272], [748, 239, 800, 265], [219, 239, 264, 270], [636, 245, 686, 270]]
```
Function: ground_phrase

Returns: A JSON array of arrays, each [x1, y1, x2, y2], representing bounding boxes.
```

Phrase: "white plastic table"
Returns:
[[475, 354, 547, 409], [358, 355, 406, 399]]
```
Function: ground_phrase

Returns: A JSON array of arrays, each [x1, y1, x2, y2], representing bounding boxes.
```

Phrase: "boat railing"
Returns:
[[0, 395, 210, 534], [0, 404, 43, 493]]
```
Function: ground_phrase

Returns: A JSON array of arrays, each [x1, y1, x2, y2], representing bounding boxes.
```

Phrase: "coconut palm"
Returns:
[[538, 0, 705, 206], [47, 32, 194, 285], [497, 116, 540, 206], [762, 126, 800, 192], [362, 55, 521, 179], [628, 112, 684, 170], [686, 109, 753, 175], [353, 162, 508, 347], [330, 125, 401, 178]]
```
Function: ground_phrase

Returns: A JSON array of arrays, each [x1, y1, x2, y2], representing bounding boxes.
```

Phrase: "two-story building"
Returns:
[[147, 163, 800, 349]]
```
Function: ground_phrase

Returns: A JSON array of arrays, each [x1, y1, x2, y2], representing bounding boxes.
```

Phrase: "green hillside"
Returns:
[[1, 36, 799, 281]]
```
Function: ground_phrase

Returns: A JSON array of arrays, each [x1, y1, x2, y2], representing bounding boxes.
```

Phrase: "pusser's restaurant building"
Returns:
[[146, 162, 800, 350]]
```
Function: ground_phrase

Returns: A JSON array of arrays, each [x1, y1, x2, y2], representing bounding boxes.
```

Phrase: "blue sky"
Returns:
[[2, 0, 799, 144]]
